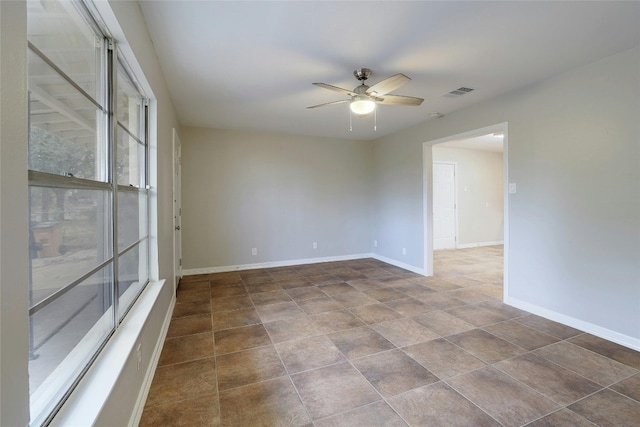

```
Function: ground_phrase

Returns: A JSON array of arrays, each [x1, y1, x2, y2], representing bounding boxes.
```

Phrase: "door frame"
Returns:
[[172, 128, 183, 291], [422, 122, 509, 297], [432, 161, 458, 250]]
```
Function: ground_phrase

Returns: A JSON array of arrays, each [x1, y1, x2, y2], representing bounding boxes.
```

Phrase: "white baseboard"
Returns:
[[371, 254, 427, 276], [505, 296, 640, 352], [183, 253, 375, 276], [129, 291, 176, 427], [456, 240, 504, 249]]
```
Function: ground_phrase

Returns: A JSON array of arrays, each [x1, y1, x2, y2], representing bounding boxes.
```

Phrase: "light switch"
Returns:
[[509, 183, 517, 194]]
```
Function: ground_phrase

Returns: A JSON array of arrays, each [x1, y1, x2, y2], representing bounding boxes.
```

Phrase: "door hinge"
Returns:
[[179, 258, 182, 267]]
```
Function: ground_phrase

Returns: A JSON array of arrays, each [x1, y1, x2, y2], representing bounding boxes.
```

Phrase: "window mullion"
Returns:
[[28, 170, 111, 190], [144, 102, 150, 279], [144, 102, 150, 189], [107, 39, 119, 328]]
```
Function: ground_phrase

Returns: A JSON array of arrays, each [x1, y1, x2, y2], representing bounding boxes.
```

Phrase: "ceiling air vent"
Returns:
[[443, 86, 475, 98]]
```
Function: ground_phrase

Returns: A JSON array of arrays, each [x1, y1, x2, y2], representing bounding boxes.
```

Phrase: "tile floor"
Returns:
[[140, 246, 640, 426]]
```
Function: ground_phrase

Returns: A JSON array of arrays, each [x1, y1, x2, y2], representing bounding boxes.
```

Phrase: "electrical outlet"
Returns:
[[402, 248, 407, 255], [374, 240, 377, 247], [312, 242, 317, 249], [251, 248, 257, 256]]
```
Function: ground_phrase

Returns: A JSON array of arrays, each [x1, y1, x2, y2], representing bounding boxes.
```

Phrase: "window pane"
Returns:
[[29, 187, 112, 306], [117, 190, 147, 251], [116, 126, 145, 187], [27, 1, 151, 424], [29, 264, 114, 424], [117, 63, 144, 139], [28, 49, 107, 182], [27, 0, 102, 103], [118, 243, 149, 319]]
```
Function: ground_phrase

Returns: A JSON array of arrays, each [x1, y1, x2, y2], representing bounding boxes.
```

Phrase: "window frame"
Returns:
[[26, 1, 151, 424]]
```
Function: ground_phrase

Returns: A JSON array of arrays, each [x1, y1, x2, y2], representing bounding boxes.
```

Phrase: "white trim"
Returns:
[[505, 296, 640, 352], [183, 253, 374, 275], [172, 128, 183, 291], [129, 292, 175, 427], [455, 240, 504, 249], [49, 280, 167, 427], [423, 122, 509, 288], [371, 254, 427, 276], [422, 144, 434, 276], [502, 125, 510, 304]]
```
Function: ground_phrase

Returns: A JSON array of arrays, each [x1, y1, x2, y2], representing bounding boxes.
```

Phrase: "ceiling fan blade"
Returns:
[[307, 99, 350, 109], [376, 94, 424, 106], [366, 73, 411, 97], [313, 82, 356, 97]]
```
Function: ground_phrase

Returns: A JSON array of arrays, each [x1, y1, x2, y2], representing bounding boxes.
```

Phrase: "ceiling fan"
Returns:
[[307, 68, 424, 115]]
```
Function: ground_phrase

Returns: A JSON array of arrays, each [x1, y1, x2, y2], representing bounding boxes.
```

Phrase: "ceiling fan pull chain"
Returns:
[[374, 108, 377, 132], [349, 108, 353, 131]]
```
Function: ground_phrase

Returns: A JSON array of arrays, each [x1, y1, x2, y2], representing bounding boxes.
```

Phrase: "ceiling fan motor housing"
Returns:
[[353, 85, 369, 95]]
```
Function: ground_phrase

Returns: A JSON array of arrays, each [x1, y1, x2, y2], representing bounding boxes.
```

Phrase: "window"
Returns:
[[27, 1, 149, 425], [115, 63, 150, 319]]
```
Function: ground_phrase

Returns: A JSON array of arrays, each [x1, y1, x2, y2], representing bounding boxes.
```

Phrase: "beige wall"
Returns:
[[180, 127, 373, 270], [432, 146, 504, 246], [372, 46, 640, 348]]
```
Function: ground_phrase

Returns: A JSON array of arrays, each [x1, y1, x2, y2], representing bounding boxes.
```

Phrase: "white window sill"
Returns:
[[44, 279, 171, 427]]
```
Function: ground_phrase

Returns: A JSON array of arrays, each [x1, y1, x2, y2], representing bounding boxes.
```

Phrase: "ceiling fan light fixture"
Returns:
[[350, 96, 376, 115]]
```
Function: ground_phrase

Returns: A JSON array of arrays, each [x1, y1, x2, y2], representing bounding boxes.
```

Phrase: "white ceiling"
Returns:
[[138, 1, 640, 141]]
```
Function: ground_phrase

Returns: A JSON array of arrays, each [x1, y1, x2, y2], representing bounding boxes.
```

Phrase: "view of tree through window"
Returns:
[[29, 128, 97, 179]]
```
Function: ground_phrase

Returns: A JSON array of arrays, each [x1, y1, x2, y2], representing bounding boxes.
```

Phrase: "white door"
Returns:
[[172, 129, 183, 290], [433, 162, 457, 250]]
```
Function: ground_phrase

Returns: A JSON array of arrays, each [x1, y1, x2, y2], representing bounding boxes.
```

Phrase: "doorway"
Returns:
[[423, 123, 509, 295]]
